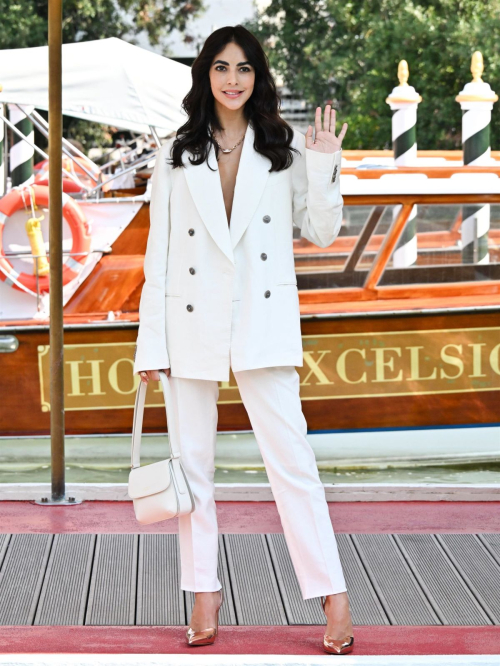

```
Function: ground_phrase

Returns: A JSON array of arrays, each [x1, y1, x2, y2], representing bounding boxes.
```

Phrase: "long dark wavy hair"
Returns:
[[169, 25, 299, 173]]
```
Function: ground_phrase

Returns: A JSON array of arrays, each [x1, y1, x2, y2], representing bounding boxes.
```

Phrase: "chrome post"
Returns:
[[35, 255, 40, 312]]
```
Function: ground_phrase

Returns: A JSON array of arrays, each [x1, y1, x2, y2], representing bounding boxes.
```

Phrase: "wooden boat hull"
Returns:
[[1, 308, 499, 436]]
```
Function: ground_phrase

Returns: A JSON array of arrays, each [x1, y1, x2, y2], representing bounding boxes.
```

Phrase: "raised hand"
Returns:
[[306, 105, 348, 154]]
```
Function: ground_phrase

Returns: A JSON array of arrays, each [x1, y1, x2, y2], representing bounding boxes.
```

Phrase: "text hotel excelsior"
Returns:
[[37, 327, 500, 410]]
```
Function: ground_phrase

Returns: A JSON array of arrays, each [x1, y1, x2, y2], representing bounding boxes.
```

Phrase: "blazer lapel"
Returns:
[[182, 121, 271, 263], [182, 136, 234, 264], [229, 122, 271, 250]]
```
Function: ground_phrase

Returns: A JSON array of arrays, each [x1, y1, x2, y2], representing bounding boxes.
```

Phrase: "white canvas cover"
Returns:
[[0, 37, 191, 134]]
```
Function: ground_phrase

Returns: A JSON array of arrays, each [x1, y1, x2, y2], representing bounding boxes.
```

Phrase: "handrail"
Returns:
[[4, 248, 111, 258], [342, 149, 500, 160], [343, 194, 500, 205], [342, 165, 500, 178], [1, 113, 84, 189], [17, 105, 100, 185], [3, 249, 110, 311], [2, 108, 158, 197], [82, 151, 158, 196]]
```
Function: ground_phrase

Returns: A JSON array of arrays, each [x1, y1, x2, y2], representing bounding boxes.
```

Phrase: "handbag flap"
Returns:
[[128, 459, 172, 499]]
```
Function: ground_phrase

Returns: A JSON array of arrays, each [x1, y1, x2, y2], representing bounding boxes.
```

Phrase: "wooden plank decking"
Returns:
[[0, 532, 499, 627]]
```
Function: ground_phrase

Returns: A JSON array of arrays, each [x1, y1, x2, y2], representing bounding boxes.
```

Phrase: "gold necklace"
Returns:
[[210, 126, 246, 153]]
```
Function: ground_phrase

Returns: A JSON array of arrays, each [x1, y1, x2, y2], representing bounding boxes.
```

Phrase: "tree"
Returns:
[[244, 0, 500, 150], [0, 1, 204, 151], [0, 1, 204, 51]]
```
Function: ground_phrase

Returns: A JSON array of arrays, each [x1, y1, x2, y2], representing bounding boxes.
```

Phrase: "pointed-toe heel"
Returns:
[[186, 588, 224, 647], [320, 594, 355, 655]]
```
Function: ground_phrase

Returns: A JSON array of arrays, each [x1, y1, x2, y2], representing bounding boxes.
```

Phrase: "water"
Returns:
[[0, 435, 498, 485]]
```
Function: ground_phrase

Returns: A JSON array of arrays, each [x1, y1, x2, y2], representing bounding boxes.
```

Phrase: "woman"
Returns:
[[134, 25, 354, 655]]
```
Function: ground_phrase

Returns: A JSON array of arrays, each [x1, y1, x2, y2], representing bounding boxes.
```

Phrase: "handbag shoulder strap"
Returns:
[[130, 370, 179, 469]]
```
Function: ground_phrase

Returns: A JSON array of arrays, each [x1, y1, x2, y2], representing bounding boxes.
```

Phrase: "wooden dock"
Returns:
[[1, 500, 500, 656], [1, 531, 499, 627]]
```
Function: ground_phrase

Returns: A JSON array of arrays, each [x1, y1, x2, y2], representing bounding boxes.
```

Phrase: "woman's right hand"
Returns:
[[139, 368, 171, 384]]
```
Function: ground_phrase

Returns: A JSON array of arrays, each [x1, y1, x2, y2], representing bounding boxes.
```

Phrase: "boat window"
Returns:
[[379, 203, 500, 286], [352, 206, 395, 271], [294, 200, 500, 292], [294, 205, 391, 290]]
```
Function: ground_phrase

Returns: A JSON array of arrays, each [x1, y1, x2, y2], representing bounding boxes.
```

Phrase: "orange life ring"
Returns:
[[0, 185, 91, 293], [34, 175, 91, 194], [34, 156, 108, 193]]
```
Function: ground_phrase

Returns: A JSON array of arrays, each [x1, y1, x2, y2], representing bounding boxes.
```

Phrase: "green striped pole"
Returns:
[[456, 51, 497, 264], [392, 203, 418, 267], [8, 103, 35, 187], [0, 103, 5, 195], [386, 60, 422, 267]]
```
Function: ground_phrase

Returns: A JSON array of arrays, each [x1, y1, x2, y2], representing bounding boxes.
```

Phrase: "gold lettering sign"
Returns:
[[37, 327, 500, 411]]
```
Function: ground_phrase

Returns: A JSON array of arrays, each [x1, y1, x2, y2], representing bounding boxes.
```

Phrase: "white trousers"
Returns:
[[168, 365, 347, 600]]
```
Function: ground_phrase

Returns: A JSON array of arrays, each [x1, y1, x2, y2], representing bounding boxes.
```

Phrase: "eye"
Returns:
[[240, 66, 251, 72], [215, 65, 226, 71]]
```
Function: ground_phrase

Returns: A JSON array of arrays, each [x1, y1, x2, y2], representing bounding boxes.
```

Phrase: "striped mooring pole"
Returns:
[[386, 60, 422, 267], [7, 103, 35, 187], [456, 51, 497, 264]]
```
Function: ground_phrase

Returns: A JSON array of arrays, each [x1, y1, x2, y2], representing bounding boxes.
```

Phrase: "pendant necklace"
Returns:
[[210, 126, 246, 154]]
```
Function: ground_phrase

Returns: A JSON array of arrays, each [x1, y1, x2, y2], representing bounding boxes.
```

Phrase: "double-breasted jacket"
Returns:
[[133, 121, 343, 382]]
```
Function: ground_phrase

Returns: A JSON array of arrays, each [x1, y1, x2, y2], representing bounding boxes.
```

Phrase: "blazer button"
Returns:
[[264, 290, 271, 298], [263, 215, 271, 223], [188, 228, 195, 236], [260, 252, 267, 261], [189, 267, 196, 274], [186, 304, 194, 312]]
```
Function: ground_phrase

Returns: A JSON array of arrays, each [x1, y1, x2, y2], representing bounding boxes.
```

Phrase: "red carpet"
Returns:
[[0, 625, 499, 655], [1, 500, 500, 533]]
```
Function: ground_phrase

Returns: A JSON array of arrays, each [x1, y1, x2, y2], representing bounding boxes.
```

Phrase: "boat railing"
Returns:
[[2, 248, 111, 312], [4, 104, 160, 198]]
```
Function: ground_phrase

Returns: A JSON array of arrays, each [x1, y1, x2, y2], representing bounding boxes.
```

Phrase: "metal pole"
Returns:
[[48, 0, 65, 501]]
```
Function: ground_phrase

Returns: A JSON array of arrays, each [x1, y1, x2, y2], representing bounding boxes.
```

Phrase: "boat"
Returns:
[[0, 43, 498, 470]]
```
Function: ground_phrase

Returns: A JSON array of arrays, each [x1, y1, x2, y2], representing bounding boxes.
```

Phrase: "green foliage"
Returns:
[[245, 0, 500, 149], [0, 1, 204, 50], [1, 1, 204, 151]]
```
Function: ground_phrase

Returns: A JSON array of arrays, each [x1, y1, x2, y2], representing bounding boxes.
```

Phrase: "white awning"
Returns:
[[0, 37, 191, 134]]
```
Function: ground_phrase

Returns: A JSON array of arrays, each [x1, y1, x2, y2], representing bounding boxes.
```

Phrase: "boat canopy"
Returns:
[[0, 37, 191, 134]]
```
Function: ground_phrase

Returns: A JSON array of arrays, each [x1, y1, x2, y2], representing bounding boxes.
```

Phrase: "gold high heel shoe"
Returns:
[[186, 588, 224, 647], [320, 595, 354, 655]]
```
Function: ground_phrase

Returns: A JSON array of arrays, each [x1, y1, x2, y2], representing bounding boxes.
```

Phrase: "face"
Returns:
[[209, 42, 255, 112]]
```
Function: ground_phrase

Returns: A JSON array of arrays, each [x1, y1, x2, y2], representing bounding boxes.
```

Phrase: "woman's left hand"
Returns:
[[306, 105, 348, 154]]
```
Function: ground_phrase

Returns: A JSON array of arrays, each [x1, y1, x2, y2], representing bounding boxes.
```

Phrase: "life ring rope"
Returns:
[[0, 184, 92, 294]]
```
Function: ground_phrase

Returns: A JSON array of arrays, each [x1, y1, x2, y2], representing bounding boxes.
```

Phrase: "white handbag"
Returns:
[[128, 370, 195, 524]]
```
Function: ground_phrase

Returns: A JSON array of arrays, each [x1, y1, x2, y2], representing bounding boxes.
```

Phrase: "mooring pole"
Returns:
[[48, 0, 65, 501], [456, 51, 497, 265], [385, 60, 422, 268], [386, 60, 422, 167]]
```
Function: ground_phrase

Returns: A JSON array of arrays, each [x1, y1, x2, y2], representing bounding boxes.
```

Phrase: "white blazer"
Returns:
[[134, 121, 343, 382]]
